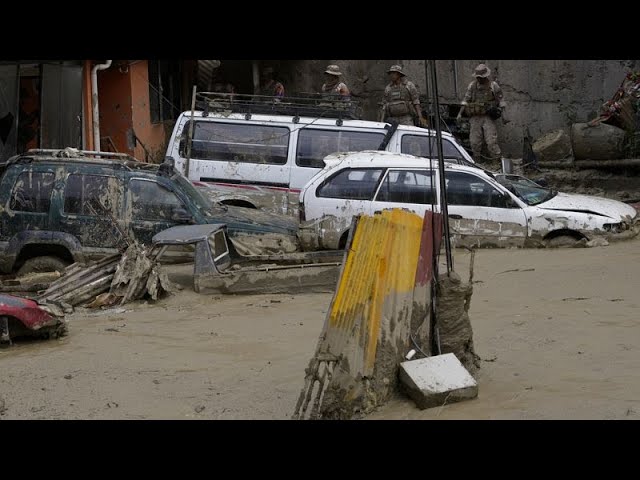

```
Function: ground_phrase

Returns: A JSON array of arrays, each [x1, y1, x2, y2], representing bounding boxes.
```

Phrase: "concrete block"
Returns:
[[533, 129, 573, 162], [399, 353, 478, 410]]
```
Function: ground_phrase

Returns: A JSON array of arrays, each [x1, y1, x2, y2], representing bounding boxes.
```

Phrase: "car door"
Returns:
[[307, 167, 385, 224], [370, 168, 438, 217], [442, 170, 528, 247], [2, 166, 56, 238], [126, 177, 192, 245], [58, 172, 125, 255]]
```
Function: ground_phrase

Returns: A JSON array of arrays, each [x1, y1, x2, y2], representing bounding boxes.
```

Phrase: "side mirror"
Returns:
[[535, 178, 549, 188], [171, 207, 194, 224]]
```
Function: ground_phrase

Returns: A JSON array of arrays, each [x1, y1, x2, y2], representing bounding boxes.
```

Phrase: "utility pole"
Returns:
[[428, 60, 454, 274]]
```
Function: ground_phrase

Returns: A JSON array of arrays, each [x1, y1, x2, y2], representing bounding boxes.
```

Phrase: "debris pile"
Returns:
[[533, 72, 640, 166], [591, 71, 640, 134], [435, 263, 481, 374], [37, 243, 174, 311], [0, 271, 61, 294]]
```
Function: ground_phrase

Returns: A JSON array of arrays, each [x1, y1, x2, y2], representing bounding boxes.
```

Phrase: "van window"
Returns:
[[401, 135, 463, 159], [297, 129, 385, 168], [10, 171, 55, 213], [317, 168, 383, 200], [184, 121, 289, 165], [64, 174, 119, 216], [130, 179, 186, 221], [375, 169, 436, 205]]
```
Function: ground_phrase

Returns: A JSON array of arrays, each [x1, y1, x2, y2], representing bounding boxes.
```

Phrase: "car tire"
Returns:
[[543, 235, 583, 248], [17, 256, 70, 276]]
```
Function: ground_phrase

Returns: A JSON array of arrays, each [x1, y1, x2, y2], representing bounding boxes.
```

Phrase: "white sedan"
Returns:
[[298, 151, 640, 250]]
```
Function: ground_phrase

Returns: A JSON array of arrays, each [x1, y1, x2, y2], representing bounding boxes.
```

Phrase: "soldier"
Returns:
[[456, 63, 506, 163], [258, 66, 285, 99], [382, 65, 427, 127], [321, 65, 350, 100]]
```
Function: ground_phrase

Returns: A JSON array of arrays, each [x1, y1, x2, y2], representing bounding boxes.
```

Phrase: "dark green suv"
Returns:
[[0, 149, 299, 275]]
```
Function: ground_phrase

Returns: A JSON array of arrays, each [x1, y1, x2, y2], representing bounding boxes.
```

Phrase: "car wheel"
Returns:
[[16, 256, 70, 276], [543, 235, 583, 248]]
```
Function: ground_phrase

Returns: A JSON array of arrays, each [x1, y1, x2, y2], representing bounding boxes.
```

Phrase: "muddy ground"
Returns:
[[2, 239, 640, 420]]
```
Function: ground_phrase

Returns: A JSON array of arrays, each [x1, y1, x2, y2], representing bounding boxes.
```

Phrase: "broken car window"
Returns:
[[10, 171, 55, 213], [130, 179, 186, 221], [495, 174, 557, 206], [297, 129, 385, 168], [64, 174, 118, 216], [317, 168, 383, 200], [375, 169, 436, 205], [187, 121, 289, 165]]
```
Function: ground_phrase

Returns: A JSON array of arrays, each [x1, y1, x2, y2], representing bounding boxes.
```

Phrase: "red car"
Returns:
[[0, 294, 67, 346]]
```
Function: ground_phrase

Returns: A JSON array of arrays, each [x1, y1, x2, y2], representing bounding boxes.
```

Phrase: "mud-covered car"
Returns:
[[0, 294, 67, 346], [0, 149, 299, 275], [298, 151, 640, 250]]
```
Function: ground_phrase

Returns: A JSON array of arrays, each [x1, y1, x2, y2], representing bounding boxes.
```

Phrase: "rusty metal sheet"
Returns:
[[294, 209, 443, 419]]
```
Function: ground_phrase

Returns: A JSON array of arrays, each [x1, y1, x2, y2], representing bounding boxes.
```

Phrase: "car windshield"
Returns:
[[171, 172, 225, 217], [495, 174, 557, 206]]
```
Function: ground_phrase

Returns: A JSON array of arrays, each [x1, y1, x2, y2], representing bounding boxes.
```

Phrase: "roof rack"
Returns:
[[196, 92, 363, 121], [26, 148, 138, 161]]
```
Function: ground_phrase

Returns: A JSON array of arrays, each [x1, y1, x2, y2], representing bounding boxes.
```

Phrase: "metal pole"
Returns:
[[452, 60, 459, 99], [429, 60, 454, 274], [252, 61, 260, 95], [158, 62, 164, 122], [423, 60, 430, 130], [91, 60, 112, 153], [185, 85, 197, 178]]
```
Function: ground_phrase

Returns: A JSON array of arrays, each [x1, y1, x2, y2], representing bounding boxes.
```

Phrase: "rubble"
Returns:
[[532, 129, 573, 162], [0, 271, 61, 293], [399, 354, 478, 410], [436, 269, 481, 374], [36, 243, 174, 312]]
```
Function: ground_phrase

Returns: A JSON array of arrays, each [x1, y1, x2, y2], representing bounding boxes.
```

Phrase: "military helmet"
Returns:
[[387, 64, 406, 76], [473, 64, 491, 78], [324, 65, 342, 76]]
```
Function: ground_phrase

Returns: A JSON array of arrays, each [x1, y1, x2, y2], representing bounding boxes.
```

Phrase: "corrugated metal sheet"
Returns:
[[196, 60, 221, 92], [294, 209, 443, 419], [325, 209, 423, 375]]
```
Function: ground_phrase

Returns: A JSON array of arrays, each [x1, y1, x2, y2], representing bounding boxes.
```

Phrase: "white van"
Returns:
[[165, 108, 474, 217]]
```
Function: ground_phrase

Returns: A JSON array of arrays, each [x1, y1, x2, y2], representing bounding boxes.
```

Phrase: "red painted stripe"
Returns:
[[194, 180, 301, 194]]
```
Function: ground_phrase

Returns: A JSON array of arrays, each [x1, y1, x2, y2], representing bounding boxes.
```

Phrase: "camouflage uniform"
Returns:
[[462, 74, 506, 161], [383, 77, 421, 126], [321, 80, 350, 99]]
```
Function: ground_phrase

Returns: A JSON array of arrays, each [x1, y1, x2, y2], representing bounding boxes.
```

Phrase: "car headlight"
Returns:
[[603, 222, 628, 233]]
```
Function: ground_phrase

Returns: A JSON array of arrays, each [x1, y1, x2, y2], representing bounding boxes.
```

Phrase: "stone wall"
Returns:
[[284, 60, 640, 157]]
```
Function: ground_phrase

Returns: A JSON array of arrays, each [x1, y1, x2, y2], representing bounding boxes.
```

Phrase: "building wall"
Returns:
[[129, 61, 168, 163], [287, 60, 640, 157], [97, 61, 171, 163], [97, 65, 133, 155], [429, 59, 640, 157]]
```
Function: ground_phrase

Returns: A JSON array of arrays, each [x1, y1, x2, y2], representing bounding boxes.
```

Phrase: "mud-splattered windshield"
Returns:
[[171, 173, 225, 217], [495, 174, 557, 206]]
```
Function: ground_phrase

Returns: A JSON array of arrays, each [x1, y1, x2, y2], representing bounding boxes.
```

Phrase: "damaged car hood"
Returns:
[[537, 192, 638, 220], [218, 205, 299, 236]]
